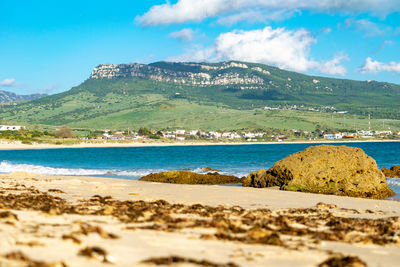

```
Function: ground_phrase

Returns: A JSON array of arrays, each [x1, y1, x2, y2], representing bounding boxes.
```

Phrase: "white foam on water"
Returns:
[[387, 177, 400, 187], [192, 167, 249, 177], [0, 161, 164, 177]]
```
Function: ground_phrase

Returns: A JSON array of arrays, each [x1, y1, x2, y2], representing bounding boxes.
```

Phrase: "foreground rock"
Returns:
[[243, 145, 394, 199], [140, 170, 241, 184], [382, 165, 400, 178]]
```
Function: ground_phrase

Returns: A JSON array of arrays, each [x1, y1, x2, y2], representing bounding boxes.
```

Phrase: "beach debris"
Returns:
[[3, 251, 68, 267], [0, 191, 71, 214], [48, 189, 66, 194], [78, 246, 114, 263], [1, 186, 399, 255], [141, 255, 239, 267], [382, 165, 400, 178], [139, 170, 241, 184], [242, 145, 395, 199], [315, 202, 338, 209], [75, 223, 119, 239], [61, 234, 82, 244], [0, 211, 19, 221], [15, 240, 45, 247], [318, 255, 367, 267]]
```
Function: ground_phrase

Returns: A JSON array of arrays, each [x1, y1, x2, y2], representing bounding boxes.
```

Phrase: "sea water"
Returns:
[[0, 142, 399, 197]]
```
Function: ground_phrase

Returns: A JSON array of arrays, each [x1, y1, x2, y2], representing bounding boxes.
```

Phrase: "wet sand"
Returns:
[[0, 172, 399, 266]]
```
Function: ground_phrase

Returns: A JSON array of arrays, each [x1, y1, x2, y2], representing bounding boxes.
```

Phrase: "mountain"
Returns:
[[0, 61, 399, 131], [0, 90, 47, 103]]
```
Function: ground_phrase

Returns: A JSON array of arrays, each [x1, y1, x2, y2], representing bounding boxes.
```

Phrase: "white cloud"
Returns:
[[344, 19, 387, 37], [318, 54, 348, 76], [170, 26, 347, 76], [360, 57, 400, 74], [321, 27, 332, 34], [136, 0, 400, 26], [0, 78, 17, 87], [169, 28, 195, 42], [216, 9, 297, 26], [216, 10, 268, 26]]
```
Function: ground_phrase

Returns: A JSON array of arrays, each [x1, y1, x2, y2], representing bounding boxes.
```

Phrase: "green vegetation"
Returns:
[[0, 61, 399, 131], [139, 170, 242, 184], [0, 129, 55, 144]]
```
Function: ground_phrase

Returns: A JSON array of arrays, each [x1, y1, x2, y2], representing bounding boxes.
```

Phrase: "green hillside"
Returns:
[[1, 61, 400, 131]]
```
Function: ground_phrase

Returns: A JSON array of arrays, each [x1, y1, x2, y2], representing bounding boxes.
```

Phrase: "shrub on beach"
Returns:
[[55, 126, 75, 139]]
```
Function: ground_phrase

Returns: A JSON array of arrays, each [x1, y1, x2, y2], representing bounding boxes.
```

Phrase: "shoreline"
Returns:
[[0, 139, 399, 150]]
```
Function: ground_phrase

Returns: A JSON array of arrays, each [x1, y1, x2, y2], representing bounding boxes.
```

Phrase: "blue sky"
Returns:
[[1, 0, 400, 95]]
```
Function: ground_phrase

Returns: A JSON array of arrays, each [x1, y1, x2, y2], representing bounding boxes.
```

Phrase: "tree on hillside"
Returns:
[[138, 127, 151, 136], [55, 126, 75, 138]]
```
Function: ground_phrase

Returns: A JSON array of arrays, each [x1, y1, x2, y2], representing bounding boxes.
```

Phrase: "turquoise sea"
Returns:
[[0, 142, 399, 197]]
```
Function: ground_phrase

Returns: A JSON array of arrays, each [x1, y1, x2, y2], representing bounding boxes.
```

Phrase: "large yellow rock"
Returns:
[[243, 145, 394, 199]]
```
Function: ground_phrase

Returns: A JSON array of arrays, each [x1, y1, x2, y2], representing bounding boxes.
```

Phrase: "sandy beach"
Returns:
[[0, 172, 399, 266], [0, 139, 399, 150]]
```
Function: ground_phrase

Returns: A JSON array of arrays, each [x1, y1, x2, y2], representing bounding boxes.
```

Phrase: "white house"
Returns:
[[244, 133, 256, 138], [222, 132, 231, 138], [189, 130, 199, 136], [175, 130, 186, 135], [323, 133, 343, 140], [231, 133, 242, 139], [375, 131, 392, 135], [164, 134, 176, 139], [209, 131, 222, 139], [0, 125, 23, 131], [357, 130, 373, 136]]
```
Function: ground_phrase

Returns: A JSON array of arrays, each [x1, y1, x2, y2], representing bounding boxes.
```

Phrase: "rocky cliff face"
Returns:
[[90, 61, 268, 88], [0, 90, 47, 103]]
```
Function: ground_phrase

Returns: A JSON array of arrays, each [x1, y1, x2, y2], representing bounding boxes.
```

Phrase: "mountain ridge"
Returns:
[[0, 90, 47, 103], [0, 60, 399, 131]]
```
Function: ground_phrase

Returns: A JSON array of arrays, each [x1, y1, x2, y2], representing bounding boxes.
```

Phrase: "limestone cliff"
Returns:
[[90, 61, 267, 88]]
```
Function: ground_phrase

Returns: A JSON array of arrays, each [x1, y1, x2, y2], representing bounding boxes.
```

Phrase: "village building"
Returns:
[[189, 130, 199, 136], [0, 125, 23, 131], [175, 130, 186, 135], [209, 131, 222, 139], [375, 131, 393, 135], [323, 133, 343, 140], [244, 133, 256, 138]]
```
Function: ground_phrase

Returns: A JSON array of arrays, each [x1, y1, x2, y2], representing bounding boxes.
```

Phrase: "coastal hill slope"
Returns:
[[1, 61, 400, 130], [0, 90, 47, 103]]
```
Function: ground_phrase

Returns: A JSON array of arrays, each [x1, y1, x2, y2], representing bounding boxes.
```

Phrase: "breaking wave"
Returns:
[[0, 161, 165, 178], [0, 161, 249, 179], [387, 178, 400, 187]]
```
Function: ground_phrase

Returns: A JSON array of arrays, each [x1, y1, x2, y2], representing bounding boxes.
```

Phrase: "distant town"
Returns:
[[1, 124, 399, 145], [86, 128, 400, 142]]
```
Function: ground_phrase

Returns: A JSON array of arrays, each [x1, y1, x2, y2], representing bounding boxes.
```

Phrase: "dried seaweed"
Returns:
[[1, 187, 399, 250], [141, 255, 239, 267]]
